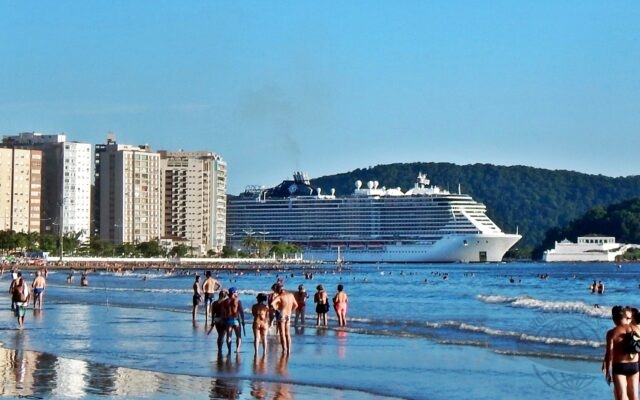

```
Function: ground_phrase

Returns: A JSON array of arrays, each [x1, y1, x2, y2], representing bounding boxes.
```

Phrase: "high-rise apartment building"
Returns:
[[159, 150, 227, 255], [1, 132, 92, 241], [0, 148, 42, 233], [96, 138, 163, 244]]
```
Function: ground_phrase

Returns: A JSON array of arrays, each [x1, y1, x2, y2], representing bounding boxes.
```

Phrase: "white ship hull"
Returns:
[[303, 233, 522, 263]]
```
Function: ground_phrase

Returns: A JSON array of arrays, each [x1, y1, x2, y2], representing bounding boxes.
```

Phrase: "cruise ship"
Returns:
[[226, 172, 521, 263]]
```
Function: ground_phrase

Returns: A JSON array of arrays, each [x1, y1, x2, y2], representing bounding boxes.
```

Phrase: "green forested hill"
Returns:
[[309, 162, 640, 253]]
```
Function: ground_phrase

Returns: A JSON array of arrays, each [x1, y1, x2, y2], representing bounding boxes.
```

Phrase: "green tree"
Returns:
[[136, 240, 165, 257]]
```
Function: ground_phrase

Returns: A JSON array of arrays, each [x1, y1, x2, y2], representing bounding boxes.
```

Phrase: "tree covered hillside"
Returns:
[[310, 162, 640, 251]]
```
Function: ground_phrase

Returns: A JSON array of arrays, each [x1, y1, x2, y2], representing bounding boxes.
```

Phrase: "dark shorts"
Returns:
[[193, 294, 202, 306], [613, 362, 639, 376], [34, 288, 44, 295], [316, 303, 329, 314], [204, 293, 215, 305]]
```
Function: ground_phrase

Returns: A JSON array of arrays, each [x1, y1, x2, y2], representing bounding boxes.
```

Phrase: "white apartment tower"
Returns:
[[97, 138, 163, 244], [159, 150, 227, 255], [1, 133, 91, 241], [0, 148, 42, 233]]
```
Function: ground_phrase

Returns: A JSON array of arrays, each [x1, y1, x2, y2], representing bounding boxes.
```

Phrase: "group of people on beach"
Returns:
[[191, 271, 349, 355], [7, 269, 47, 328], [604, 305, 640, 400]]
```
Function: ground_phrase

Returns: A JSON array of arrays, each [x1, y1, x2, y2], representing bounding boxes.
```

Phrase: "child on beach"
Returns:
[[252, 293, 270, 355]]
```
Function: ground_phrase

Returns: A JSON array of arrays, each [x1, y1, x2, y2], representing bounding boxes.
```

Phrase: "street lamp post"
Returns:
[[58, 200, 64, 262]]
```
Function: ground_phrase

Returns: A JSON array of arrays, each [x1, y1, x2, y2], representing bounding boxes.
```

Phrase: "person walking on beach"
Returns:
[[32, 270, 46, 309], [252, 293, 270, 355], [8, 272, 19, 311], [270, 283, 298, 354], [222, 287, 244, 354], [314, 284, 329, 327], [12, 272, 30, 329], [207, 290, 228, 352], [333, 284, 349, 327], [293, 284, 308, 326], [203, 271, 222, 323], [192, 275, 203, 323], [604, 305, 639, 400]]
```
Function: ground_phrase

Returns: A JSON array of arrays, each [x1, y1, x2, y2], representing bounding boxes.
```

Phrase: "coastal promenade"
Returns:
[[33, 255, 319, 271]]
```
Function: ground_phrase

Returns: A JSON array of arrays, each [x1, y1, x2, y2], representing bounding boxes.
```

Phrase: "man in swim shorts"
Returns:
[[32, 270, 46, 309], [221, 287, 244, 354], [270, 283, 298, 354], [202, 271, 222, 324], [604, 305, 639, 399], [12, 272, 30, 329]]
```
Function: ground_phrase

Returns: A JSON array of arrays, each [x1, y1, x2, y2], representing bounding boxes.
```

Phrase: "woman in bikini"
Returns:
[[252, 293, 270, 355], [604, 305, 639, 400]]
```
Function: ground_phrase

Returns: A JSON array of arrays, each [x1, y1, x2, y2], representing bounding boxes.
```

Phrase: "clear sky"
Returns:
[[1, 1, 638, 194]]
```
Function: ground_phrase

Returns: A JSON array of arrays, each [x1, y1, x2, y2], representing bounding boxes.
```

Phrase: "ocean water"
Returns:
[[0, 262, 634, 399]]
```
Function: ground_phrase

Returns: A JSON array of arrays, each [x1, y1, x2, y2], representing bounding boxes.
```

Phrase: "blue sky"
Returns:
[[1, 1, 638, 194]]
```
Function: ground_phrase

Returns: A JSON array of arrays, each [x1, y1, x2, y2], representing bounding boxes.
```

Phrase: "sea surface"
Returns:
[[0, 261, 635, 399]]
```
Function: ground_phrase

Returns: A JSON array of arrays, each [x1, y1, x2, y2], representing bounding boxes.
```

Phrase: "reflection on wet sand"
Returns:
[[0, 343, 214, 398], [273, 353, 292, 400], [211, 353, 242, 399]]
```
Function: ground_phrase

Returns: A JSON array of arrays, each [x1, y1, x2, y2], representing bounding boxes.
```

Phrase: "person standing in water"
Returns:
[[192, 275, 203, 323], [203, 271, 222, 323], [333, 284, 349, 327], [293, 284, 309, 326], [222, 287, 244, 354], [270, 283, 298, 354], [32, 270, 46, 309], [314, 284, 329, 327], [252, 293, 270, 355]]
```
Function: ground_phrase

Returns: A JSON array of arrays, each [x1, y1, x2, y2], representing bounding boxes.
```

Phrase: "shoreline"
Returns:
[[5, 256, 335, 272]]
